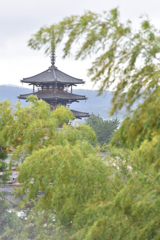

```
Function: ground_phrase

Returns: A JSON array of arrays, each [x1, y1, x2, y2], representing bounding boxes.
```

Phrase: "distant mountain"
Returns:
[[0, 85, 29, 105], [71, 89, 127, 120], [0, 85, 127, 121]]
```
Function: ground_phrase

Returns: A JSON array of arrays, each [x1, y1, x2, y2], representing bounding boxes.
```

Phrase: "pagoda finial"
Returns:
[[51, 51, 56, 66]]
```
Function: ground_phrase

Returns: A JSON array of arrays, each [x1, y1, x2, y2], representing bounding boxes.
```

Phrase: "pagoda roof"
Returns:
[[21, 67, 85, 85], [71, 109, 90, 118], [18, 91, 87, 101]]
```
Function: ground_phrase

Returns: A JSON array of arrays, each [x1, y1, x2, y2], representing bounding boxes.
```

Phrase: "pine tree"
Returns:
[[85, 113, 119, 145]]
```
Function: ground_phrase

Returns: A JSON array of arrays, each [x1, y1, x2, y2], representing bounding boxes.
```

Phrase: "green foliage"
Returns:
[[0, 192, 23, 238], [0, 101, 10, 181], [0, 142, 21, 238], [0, 102, 20, 238], [85, 113, 119, 145], [27, 8, 160, 239], [2, 7, 160, 239], [0, 143, 9, 182], [0, 143, 10, 183], [0, 97, 100, 239], [111, 87, 160, 149], [0, 97, 96, 167], [1, 96, 160, 239], [0, 144, 7, 160]]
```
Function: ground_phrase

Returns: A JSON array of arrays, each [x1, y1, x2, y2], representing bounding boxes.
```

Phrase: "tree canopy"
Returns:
[[85, 113, 119, 145], [27, 7, 160, 163], [26, 8, 160, 239], [1, 7, 160, 240], [28, 8, 160, 116], [0, 97, 160, 239], [0, 104, 22, 237]]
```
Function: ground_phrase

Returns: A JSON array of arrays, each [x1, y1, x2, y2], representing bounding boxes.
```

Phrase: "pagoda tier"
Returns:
[[18, 52, 90, 119], [70, 110, 90, 119], [21, 66, 85, 87], [18, 90, 87, 105]]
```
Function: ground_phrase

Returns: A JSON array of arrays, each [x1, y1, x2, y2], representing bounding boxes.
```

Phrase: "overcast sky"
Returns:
[[1, 0, 160, 89]]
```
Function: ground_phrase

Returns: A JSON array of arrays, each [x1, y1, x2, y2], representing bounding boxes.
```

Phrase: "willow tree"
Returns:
[[27, 6, 160, 168], [1, 97, 160, 239], [22, 8, 160, 240], [0, 97, 109, 239], [0, 97, 134, 239], [2, 7, 160, 239], [28, 8, 160, 116]]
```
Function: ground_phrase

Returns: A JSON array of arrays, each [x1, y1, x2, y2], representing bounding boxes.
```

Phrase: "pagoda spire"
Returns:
[[51, 51, 56, 66]]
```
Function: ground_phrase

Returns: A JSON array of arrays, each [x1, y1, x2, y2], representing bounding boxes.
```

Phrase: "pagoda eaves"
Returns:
[[18, 91, 87, 105], [70, 110, 90, 119], [21, 66, 85, 86]]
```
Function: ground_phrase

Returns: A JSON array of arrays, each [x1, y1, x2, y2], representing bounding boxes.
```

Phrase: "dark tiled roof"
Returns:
[[0, 185, 21, 205], [0, 185, 44, 205], [18, 91, 87, 101], [21, 67, 85, 85], [71, 109, 90, 118]]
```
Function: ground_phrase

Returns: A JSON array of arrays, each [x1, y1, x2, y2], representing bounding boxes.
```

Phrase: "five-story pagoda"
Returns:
[[18, 52, 90, 118]]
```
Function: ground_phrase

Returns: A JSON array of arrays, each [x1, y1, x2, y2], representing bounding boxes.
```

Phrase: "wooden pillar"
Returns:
[[33, 85, 35, 93], [71, 85, 72, 93], [50, 104, 53, 111]]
